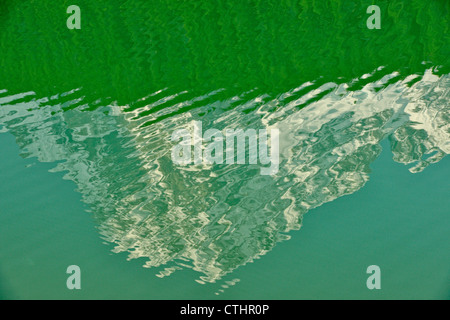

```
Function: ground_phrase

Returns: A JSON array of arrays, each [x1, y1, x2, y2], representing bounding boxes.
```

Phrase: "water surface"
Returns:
[[0, 0, 449, 299]]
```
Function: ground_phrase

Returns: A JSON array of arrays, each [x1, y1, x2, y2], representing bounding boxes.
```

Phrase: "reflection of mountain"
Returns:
[[1, 69, 448, 282], [1, 0, 448, 283], [390, 72, 450, 172]]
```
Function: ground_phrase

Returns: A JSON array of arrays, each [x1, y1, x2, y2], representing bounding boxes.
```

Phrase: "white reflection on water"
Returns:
[[0, 68, 448, 283]]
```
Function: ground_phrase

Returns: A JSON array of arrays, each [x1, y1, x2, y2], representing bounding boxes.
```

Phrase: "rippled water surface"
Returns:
[[0, 0, 449, 299]]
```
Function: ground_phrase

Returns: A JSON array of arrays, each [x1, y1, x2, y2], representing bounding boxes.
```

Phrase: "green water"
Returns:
[[0, 0, 449, 299]]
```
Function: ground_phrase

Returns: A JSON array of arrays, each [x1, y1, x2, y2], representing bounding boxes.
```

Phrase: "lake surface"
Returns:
[[0, 0, 449, 299]]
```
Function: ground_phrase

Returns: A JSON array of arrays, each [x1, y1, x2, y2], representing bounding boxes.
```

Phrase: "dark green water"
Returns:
[[0, 0, 449, 299]]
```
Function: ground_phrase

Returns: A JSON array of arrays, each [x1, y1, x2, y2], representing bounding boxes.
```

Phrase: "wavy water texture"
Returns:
[[0, 69, 448, 282], [0, 0, 449, 283], [0, 0, 448, 102]]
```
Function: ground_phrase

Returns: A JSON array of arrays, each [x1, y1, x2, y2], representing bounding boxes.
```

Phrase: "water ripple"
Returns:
[[0, 0, 448, 284], [1, 68, 448, 282]]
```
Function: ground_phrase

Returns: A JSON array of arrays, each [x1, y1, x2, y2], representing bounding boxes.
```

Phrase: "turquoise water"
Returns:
[[0, 0, 449, 299], [0, 133, 448, 299]]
